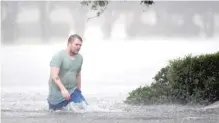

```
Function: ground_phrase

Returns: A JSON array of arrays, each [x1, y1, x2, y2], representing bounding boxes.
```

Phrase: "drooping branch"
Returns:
[[86, 4, 108, 21], [140, 0, 154, 6], [80, 0, 154, 20]]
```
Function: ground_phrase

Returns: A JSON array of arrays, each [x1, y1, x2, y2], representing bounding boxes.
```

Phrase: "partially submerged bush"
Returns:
[[125, 51, 219, 105]]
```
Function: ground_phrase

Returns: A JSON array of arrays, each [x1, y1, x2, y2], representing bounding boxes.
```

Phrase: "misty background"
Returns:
[[1, 1, 219, 44], [1, 1, 219, 105]]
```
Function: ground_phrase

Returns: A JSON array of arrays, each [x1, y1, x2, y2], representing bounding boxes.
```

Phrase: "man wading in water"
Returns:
[[47, 34, 87, 111]]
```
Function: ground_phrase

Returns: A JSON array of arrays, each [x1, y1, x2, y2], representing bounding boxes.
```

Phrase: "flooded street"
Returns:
[[2, 1, 219, 122], [1, 39, 219, 123], [2, 102, 219, 123]]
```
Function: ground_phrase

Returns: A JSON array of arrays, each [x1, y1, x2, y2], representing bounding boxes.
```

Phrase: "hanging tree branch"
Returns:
[[80, 0, 154, 20], [86, 1, 109, 21], [81, 0, 109, 21]]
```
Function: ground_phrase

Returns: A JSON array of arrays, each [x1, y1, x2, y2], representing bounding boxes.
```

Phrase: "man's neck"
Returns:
[[66, 48, 76, 57], [69, 52, 76, 57]]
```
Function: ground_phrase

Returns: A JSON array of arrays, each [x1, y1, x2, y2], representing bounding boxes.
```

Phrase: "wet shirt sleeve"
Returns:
[[50, 52, 62, 68], [77, 56, 83, 74]]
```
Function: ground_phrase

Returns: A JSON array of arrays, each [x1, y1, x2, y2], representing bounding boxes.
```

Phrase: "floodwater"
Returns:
[[1, 38, 219, 123]]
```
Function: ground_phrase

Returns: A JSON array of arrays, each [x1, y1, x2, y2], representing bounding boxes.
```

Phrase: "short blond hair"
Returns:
[[68, 34, 83, 44]]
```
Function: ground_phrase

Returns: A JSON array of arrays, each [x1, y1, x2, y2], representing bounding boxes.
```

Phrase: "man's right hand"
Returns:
[[61, 88, 71, 100]]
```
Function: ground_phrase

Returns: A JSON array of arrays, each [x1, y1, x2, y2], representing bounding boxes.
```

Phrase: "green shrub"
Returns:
[[125, 51, 219, 105]]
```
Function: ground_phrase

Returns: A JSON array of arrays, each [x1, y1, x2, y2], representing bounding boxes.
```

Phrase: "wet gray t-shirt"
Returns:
[[47, 49, 83, 105]]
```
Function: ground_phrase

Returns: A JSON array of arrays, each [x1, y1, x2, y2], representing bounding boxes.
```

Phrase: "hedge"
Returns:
[[125, 51, 219, 105]]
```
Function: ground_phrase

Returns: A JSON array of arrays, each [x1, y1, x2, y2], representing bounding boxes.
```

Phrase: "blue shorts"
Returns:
[[48, 88, 88, 111]]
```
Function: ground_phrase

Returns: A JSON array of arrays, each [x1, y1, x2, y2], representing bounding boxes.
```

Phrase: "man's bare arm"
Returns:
[[50, 67, 66, 91], [76, 72, 81, 91], [51, 67, 70, 100]]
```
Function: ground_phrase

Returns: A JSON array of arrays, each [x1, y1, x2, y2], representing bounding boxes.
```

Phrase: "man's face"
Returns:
[[69, 38, 82, 55]]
